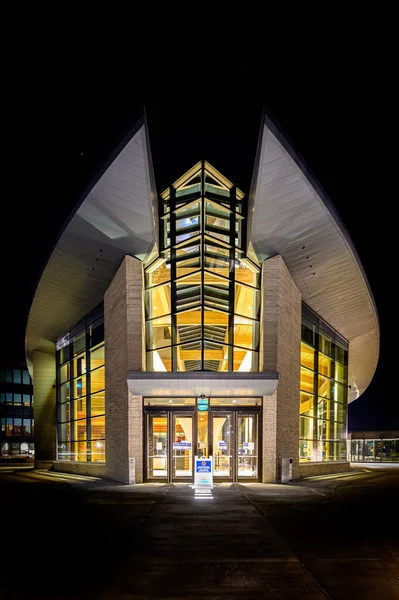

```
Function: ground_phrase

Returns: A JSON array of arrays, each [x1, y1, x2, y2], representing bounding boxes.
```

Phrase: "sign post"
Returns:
[[194, 456, 213, 489]]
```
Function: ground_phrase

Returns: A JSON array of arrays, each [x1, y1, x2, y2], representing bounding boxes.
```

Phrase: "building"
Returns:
[[25, 110, 379, 483], [0, 363, 34, 459], [348, 431, 399, 463]]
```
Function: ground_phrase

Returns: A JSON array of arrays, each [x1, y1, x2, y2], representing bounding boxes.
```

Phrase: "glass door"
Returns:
[[147, 414, 168, 480], [212, 412, 234, 480], [237, 413, 258, 479], [172, 414, 193, 480]]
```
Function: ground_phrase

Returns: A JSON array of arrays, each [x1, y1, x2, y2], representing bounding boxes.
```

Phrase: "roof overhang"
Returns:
[[26, 115, 158, 368], [249, 111, 379, 402], [127, 372, 279, 397]]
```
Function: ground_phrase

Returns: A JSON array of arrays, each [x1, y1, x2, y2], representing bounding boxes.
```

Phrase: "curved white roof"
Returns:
[[249, 113, 379, 402], [26, 117, 157, 363]]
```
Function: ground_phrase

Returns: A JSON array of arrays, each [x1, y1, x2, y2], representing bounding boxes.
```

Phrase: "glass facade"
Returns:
[[300, 304, 348, 462], [350, 436, 399, 462], [56, 304, 105, 462], [0, 365, 34, 458], [144, 396, 261, 482], [145, 161, 261, 372]]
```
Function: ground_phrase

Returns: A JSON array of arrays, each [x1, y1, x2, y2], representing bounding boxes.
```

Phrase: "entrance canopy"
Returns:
[[127, 372, 278, 397]]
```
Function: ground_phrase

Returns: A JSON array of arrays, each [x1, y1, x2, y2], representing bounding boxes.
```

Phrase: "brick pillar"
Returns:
[[261, 255, 301, 482], [104, 255, 144, 483], [32, 349, 56, 468], [262, 391, 277, 481]]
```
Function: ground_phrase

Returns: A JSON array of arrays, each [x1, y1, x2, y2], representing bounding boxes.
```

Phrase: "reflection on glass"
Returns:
[[91, 392, 105, 417], [90, 345, 104, 370], [197, 411, 208, 457], [233, 316, 259, 350], [213, 415, 232, 477], [318, 354, 332, 377], [233, 348, 258, 372], [237, 415, 257, 478], [300, 416, 314, 440], [145, 285, 171, 320], [318, 375, 331, 398], [147, 415, 168, 478], [235, 259, 260, 288], [146, 347, 172, 372], [73, 376, 86, 399], [300, 392, 314, 417], [146, 259, 171, 288], [301, 343, 315, 371], [146, 316, 172, 350], [91, 367, 105, 393], [173, 415, 193, 477], [234, 284, 260, 319], [300, 368, 314, 394], [73, 353, 86, 377]]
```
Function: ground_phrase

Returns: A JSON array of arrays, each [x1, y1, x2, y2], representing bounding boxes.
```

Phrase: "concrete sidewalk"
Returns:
[[0, 466, 398, 599]]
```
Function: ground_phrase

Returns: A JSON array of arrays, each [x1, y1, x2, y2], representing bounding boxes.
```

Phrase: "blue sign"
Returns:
[[198, 398, 208, 404], [196, 460, 211, 473], [198, 405, 208, 411], [173, 441, 192, 449]]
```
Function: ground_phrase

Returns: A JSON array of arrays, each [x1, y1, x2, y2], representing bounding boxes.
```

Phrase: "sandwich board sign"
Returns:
[[194, 456, 213, 488]]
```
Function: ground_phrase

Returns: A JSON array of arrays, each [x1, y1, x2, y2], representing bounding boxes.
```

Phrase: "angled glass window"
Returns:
[[145, 160, 260, 372]]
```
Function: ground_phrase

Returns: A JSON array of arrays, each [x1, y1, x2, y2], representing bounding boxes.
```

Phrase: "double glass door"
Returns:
[[212, 411, 259, 481], [145, 407, 260, 482], [146, 411, 194, 482]]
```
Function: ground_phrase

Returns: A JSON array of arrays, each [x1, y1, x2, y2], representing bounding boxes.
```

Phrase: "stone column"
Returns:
[[104, 255, 144, 483], [261, 255, 301, 482], [262, 391, 277, 482], [32, 349, 56, 468]]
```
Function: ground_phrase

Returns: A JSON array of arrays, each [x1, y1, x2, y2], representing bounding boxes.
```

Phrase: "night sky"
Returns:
[[1, 63, 395, 431]]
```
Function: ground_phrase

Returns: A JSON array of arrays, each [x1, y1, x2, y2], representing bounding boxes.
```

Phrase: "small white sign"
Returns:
[[247, 442, 254, 450], [156, 442, 163, 451], [194, 456, 213, 488]]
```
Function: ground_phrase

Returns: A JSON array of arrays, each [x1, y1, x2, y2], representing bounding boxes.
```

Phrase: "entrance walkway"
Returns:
[[0, 467, 398, 598]]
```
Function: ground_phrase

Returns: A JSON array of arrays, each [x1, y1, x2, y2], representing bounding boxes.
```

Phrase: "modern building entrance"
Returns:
[[143, 398, 261, 483], [211, 410, 260, 481]]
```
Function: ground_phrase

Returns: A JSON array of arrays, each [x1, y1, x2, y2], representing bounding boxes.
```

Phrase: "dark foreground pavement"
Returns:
[[0, 466, 398, 599]]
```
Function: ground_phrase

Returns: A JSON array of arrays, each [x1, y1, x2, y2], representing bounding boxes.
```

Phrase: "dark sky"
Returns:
[[1, 58, 395, 431]]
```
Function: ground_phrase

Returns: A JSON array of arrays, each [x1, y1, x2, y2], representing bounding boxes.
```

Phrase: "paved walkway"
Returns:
[[0, 466, 398, 599]]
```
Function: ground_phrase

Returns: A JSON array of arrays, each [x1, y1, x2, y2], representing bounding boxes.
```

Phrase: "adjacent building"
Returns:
[[25, 110, 379, 483], [0, 363, 34, 459], [348, 431, 399, 463]]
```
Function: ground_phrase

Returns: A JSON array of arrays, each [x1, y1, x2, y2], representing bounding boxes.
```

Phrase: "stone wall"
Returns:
[[32, 349, 56, 465], [261, 255, 301, 482], [53, 462, 107, 478], [298, 461, 350, 478], [104, 255, 144, 483]]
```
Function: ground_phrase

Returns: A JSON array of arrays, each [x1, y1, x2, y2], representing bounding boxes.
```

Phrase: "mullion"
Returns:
[[228, 186, 236, 371], [201, 161, 205, 370], [170, 186, 177, 371]]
